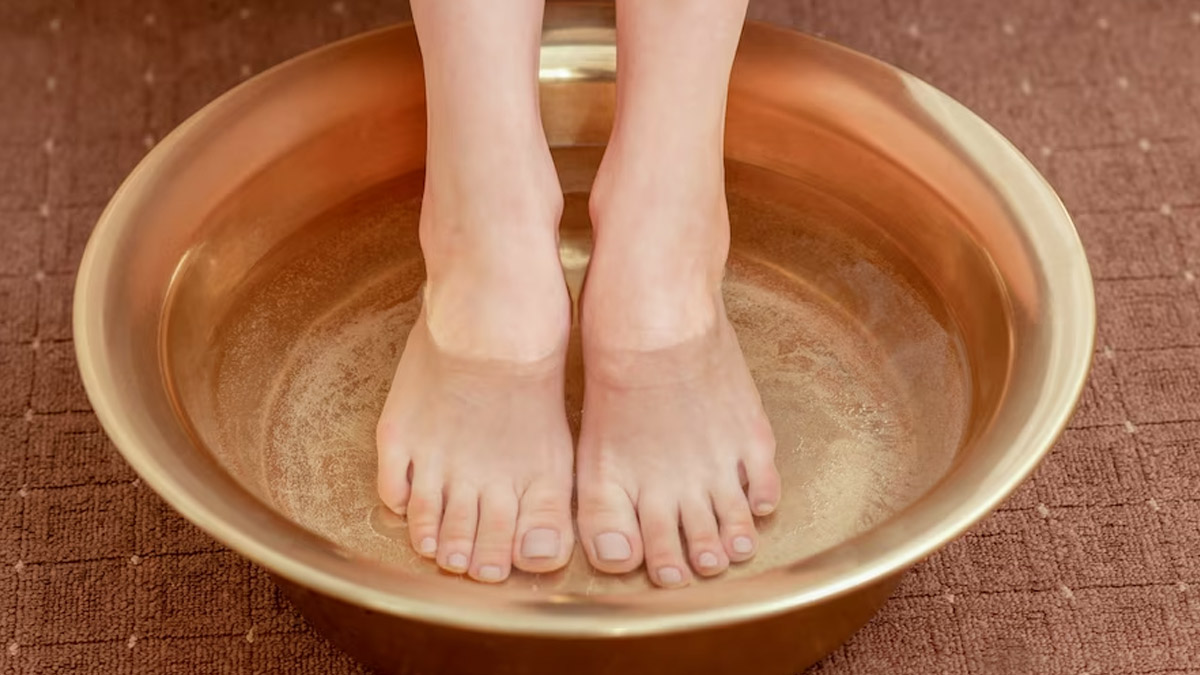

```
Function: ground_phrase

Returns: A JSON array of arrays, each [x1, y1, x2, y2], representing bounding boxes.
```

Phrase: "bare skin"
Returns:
[[376, 0, 574, 582], [377, 0, 781, 588], [575, 0, 781, 588]]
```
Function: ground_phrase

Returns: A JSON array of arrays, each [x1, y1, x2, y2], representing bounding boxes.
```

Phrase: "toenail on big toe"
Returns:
[[521, 528, 560, 559], [657, 566, 683, 586], [594, 532, 632, 562], [447, 553, 469, 571]]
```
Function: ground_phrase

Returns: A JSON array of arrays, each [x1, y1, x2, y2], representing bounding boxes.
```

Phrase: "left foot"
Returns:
[[575, 148, 781, 588]]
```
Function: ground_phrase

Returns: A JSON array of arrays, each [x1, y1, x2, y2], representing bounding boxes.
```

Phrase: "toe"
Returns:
[[405, 475, 443, 559], [638, 499, 692, 588], [513, 477, 573, 573], [469, 486, 518, 583], [436, 488, 479, 574], [742, 450, 781, 517], [577, 481, 643, 574], [713, 483, 758, 562], [375, 425, 412, 514], [680, 495, 728, 576]]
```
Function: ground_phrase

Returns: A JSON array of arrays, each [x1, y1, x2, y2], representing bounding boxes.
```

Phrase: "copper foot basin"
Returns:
[[75, 4, 1094, 674]]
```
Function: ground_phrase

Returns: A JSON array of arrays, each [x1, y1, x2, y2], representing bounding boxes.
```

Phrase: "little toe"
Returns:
[[469, 487, 518, 583], [638, 499, 692, 589], [680, 496, 729, 576], [513, 478, 573, 573], [405, 477, 443, 559], [713, 484, 758, 562], [437, 488, 479, 574], [578, 482, 643, 574], [375, 419, 412, 510], [376, 455, 412, 516], [742, 452, 782, 517]]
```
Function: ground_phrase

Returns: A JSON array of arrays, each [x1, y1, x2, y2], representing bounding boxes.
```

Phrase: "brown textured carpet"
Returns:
[[2, 0, 1199, 673]]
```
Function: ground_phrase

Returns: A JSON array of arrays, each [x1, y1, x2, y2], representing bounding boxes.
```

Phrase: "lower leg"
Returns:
[[376, 0, 575, 583], [413, 0, 565, 359], [576, 0, 781, 588], [587, 0, 748, 351]]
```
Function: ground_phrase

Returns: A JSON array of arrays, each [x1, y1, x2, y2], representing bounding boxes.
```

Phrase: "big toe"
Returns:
[[513, 478, 574, 573], [577, 481, 643, 574]]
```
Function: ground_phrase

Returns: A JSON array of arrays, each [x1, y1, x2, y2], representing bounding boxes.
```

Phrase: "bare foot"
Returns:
[[575, 152, 781, 589], [375, 156, 575, 582]]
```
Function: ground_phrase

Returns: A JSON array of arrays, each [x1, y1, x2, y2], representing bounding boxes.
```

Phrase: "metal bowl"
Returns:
[[74, 4, 1094, 674]]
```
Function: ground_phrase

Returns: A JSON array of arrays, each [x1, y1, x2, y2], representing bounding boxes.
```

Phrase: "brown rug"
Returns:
[[2, 0, 1198, 673]]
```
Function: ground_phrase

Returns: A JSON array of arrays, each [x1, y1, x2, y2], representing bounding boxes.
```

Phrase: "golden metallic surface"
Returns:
[[184, 157, 967, 597], [74, 5, 1094, 674]]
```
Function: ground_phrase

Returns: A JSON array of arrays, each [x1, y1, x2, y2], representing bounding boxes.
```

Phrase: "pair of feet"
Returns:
[[375, 144, 780, 588]]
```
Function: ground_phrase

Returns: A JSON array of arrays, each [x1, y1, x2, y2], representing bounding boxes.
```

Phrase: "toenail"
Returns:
[[447, 553, 469, 571], [733, 536, 754, 554], [698, 552, 720, 568], [478, 565, 504, 582], [754, 502, 775, 515], [657, 566, 683, 586], [418, 537, 437, 555], [521, 528, 560, 559], [594, 532, 633, 562]]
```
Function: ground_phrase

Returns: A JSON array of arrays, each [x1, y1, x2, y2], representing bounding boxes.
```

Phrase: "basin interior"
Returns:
[[164, 139, 974, 593]]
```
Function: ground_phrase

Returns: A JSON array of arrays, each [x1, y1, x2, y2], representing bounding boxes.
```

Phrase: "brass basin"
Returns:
[[74, 4, 1094, 674]]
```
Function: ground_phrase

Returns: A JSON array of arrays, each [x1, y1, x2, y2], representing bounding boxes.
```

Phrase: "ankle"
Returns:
[[420, 185, 562, 252], [587, 151, 730, 284], [583, 206, 727, 354], [590, 134, 723, 207], [420, 227, 570, 363], [414, 146, 569, 362], [420, 151, 563, 256], [418, 167, 566, 306]]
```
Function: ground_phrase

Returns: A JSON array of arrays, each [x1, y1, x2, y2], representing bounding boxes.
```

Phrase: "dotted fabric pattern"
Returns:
[[1, 1, 1199, 673]]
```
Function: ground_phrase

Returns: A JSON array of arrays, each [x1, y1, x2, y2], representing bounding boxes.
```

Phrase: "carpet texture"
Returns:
[[2, 0, 1199, 673]]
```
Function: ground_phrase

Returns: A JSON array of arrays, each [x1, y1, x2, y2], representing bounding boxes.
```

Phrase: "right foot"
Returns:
[[375, 155, 576, 582]]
